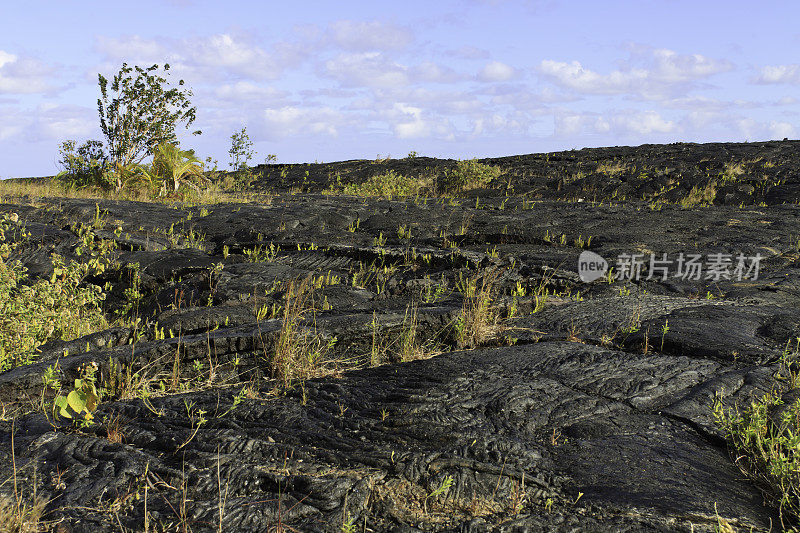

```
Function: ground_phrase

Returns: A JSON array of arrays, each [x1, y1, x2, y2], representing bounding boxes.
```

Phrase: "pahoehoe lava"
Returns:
[[2, 141, 800, 531]]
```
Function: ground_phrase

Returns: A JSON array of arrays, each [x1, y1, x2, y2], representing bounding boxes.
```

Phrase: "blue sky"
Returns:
[[2, 0, 799, 177]]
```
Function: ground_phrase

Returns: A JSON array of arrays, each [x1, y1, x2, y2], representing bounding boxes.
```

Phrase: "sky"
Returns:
[[1, 0, 799, 177]]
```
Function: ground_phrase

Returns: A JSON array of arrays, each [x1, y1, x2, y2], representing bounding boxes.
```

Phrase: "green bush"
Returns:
[[439, 159, 501, 194], [0, 215, 112, 371], [57, 139, 112, 189], [341, 170, 428, 199], [713, 343, 800, 527]]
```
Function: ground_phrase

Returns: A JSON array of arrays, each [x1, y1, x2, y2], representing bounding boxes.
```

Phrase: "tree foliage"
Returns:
[[97, 63, 200, 168]]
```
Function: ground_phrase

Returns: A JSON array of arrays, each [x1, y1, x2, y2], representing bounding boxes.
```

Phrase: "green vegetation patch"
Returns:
[[439, 159, 502, 194], [714, 341, 800, 528], [0, 214, 112, 371], [340, 170, 429, 199]]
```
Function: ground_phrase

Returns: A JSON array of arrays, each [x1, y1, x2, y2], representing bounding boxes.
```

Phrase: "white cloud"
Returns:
[[260, 106, 343, 138], [648, 48, 730, 83], [328, 20, 412, 51], [445, 46, 490, 60], [484, 84, 577, 110], [477, 61, 517, 82], [411, 62, 463, 83], [614, 110, 676, 134], [361, 87, 482, 116], [94, 36, 168, 63], [95, 33, 308, 82], [0, 51, 16, 69], [0, 51, 57, 94], [554, 113, 607, 136], [323, 53, 470, 88], [390, 103, 455, 140], [0, 103, 95, 144], [754, 64, 800, 84], [539, 60, 648, 94], [323, 52, 409, 88], [538, 47, 731, 99], [0, 106, 25, 140], [769, 121, 796, 139], [213, 82, 288, 101], [36, 104, 96, 140], [470, 113, 527, 137], [554, 110, 676, 137], [660, 96, 734, 111], [777, 96, 798, 106]]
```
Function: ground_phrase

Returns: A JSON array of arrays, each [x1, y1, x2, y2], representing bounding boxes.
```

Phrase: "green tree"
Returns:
[[97, 63, 200, 168], [229, 127, 255, 170]]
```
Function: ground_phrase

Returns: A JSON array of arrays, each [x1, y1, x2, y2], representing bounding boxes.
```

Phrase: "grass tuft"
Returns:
[[453, 270, 503, 349], [0, 495, 46, 533]]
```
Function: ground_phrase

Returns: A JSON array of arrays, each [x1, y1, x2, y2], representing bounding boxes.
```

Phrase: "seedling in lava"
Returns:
[[424, 475, 453, 513], [53, 362, 100, 426], [660, 320, 669, 351]]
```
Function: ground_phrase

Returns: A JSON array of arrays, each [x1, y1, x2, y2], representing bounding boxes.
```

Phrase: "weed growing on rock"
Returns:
[[52, 362, 101, 426], [454, 270, 503, 349], [272, 277, 338, 387], [244, 242, 279, 262], [713, 339, 800, 527], [0, 494, 46, 533], [0, 426, 48, 532], [680, 182, 717, 207]]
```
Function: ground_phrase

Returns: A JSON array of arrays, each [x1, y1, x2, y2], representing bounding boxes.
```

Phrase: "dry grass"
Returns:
[[0, 178, 143, 203], [0, 178, 258, 206], [272, 277, 339, 386], [680, 181, 717, 207], [596, 161, 627, 176], [454, 270, 503, 349], [0, 496, 46, 533]]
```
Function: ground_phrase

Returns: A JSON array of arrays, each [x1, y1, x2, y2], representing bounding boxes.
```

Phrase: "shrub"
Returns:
[[0, 215, 112, 371], [57, 139, 112, 189], [52, 362, 101, 425], [341, 170, 427, 199], [713, 342, 800, 528], [439, 159, 502, 194], [106, 161, 152, 193]]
